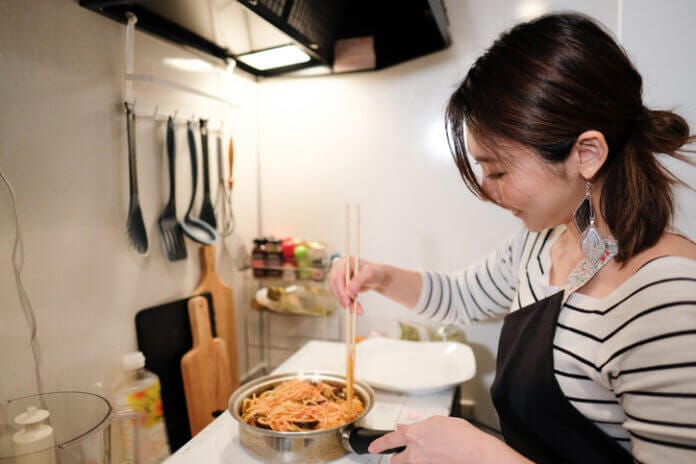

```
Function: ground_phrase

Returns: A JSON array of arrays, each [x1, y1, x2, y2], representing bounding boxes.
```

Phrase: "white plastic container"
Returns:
[[12, 406, 57, 464], [113, 351, 170, 464]]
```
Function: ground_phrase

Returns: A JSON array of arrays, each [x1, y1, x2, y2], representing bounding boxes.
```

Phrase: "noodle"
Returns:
[[240, 379, 364, 432]]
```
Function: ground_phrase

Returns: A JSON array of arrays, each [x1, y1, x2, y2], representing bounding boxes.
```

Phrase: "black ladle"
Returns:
[[125, 102, 148, 254], [181, 120, 217, 244]]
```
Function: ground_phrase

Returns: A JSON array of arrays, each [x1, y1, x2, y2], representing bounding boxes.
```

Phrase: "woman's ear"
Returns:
[[570, 130, 609, 180]]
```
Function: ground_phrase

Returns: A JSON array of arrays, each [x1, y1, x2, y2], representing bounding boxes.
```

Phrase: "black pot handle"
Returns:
[[342, 427, 406, 455]]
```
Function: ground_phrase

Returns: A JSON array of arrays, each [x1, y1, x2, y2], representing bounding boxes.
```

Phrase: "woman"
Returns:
[[329, 12, 696, 464]]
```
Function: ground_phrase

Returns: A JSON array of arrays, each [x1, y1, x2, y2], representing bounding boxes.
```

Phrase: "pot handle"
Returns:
[[342, 427, 406, 455]]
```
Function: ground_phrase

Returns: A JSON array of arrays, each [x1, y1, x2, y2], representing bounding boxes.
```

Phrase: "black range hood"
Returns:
[[79, 0, 451, 77]]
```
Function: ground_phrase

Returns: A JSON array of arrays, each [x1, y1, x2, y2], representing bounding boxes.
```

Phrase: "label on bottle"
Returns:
[[125, 382, 165, 426], [121, 381, 170, 463]]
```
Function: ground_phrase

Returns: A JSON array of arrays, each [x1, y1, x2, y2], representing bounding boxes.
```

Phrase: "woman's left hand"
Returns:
[[368, 416, 533, 464]]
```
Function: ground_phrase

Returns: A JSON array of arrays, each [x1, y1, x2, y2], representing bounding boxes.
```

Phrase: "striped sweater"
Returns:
[[413, 226, 696, 463]]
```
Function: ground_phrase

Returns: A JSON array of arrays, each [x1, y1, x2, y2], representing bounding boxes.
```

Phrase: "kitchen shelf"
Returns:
[[251, 263, 329, 282], [244, 278, 342, 375], [252, 278, 328, 287]]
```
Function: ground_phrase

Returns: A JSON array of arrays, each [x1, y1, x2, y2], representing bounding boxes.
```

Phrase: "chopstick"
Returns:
[[344, 204, 359, 411]]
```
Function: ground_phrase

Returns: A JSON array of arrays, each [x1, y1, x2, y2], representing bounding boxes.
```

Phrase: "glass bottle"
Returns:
[[251, 238, 268, 278]]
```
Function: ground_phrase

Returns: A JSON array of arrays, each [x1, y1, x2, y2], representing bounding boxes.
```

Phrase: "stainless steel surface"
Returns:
[[228, 371, 374, 464], [217, 133, 250, 271]]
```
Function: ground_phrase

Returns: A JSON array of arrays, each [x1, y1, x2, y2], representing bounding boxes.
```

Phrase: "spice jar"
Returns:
[[307, 242, 326, 281], [281, 238, 297, 281], [265, 239, 283, 278], [251, 238, 268, 278]]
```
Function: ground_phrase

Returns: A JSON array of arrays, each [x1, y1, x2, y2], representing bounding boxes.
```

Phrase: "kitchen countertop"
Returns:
[[165, 340, 456, 464]]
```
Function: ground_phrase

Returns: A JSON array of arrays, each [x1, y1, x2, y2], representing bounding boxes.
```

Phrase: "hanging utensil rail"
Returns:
[[123, 12, 241, 109]]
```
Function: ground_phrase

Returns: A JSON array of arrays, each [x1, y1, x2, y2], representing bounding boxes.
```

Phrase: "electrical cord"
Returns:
[[0, 162, 44, 395]]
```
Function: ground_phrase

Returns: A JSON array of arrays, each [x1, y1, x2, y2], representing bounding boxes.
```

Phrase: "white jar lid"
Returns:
[[15, 406, 50, 426]]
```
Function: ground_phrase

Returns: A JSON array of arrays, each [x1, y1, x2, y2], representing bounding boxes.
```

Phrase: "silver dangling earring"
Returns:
[[573, 180, 604, 265]]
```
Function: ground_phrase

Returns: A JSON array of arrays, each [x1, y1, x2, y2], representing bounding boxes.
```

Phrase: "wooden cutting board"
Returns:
[[181, 296, 233, 436], [194, 244, 240, 390]]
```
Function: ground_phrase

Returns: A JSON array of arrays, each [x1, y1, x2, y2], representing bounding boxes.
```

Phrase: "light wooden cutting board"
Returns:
[[194, 244, 240, 390], [181, 296, 233, 436]]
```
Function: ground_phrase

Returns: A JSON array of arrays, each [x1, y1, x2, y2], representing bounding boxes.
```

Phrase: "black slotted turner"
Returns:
[[158, 116, 187, 261], [197, 118, 217, 229]]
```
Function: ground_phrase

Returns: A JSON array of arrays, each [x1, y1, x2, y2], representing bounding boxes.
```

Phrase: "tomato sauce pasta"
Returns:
[[240, 379, 364, 432]]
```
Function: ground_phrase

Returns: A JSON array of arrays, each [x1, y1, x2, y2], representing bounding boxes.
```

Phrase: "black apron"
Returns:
[[490, 291, 634, 463]]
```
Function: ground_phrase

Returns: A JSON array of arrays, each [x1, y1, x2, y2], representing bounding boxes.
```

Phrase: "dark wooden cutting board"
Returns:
[[134, 292, 215, 451]]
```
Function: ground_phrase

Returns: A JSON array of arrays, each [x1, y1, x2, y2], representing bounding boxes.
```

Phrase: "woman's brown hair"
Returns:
[[446, 12, 694, 262]]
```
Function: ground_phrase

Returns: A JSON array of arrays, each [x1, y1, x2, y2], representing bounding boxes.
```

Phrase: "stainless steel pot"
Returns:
[[228, 371, 402, 463]]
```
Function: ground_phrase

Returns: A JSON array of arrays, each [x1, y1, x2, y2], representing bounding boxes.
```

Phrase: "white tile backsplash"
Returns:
[[0, 0, 259, 402]]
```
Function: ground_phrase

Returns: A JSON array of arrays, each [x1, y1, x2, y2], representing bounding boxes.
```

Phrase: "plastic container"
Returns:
[[281, 238, 296, 262], [113, 352, 170, 464], [281, 238, 297, 281], [0, 391, 134, 464], [294, 245, 311, 280], [11, 406, 56, 464]]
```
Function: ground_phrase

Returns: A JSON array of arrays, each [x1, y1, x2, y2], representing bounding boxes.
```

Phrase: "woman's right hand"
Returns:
[[368, 416, 533, 464], [328, 256, 386, 315]]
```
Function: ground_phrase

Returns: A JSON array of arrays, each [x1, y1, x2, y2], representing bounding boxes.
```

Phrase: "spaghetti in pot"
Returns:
[[240, 379, 364, 432]]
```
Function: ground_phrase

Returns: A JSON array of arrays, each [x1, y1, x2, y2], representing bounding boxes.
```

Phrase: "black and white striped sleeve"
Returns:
[[598, 262, 696, 463], [411, 228, 527, 325]]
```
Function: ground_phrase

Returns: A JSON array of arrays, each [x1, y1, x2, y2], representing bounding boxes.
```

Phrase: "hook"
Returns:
[[125, 11, 138, 26], [153, 105, 159, 120], [124, 12, 138, 103]]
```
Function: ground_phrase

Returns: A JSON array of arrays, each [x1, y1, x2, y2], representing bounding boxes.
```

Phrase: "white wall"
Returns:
[[0, 0, 260, 401], [256, 0, 695, 428], [621, 0, 696, 235]]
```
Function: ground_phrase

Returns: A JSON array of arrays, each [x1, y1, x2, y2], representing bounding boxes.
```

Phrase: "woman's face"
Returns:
[[465, 129, 585, 232]]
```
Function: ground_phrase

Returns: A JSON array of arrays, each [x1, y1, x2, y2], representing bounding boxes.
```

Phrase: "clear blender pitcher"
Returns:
[[0, 391, 137, 464]]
